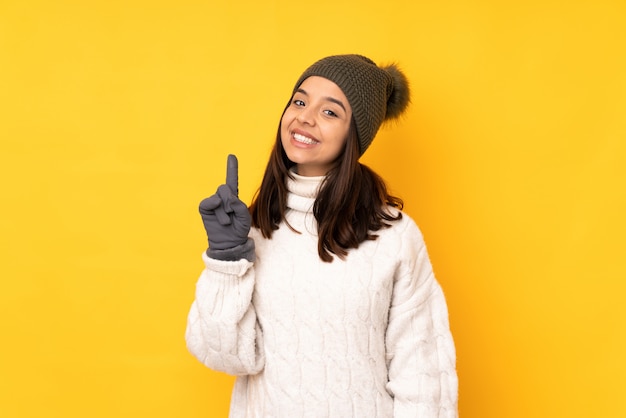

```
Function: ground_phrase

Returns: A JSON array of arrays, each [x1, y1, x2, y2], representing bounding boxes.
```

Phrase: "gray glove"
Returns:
[[199, 154, 255, 261]]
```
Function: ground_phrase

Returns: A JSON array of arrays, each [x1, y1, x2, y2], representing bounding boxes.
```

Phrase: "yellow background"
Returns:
[[1, 0, 625, 417]]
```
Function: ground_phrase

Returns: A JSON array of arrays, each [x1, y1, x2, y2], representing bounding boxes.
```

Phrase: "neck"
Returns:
[[295, 164, 330, 177]]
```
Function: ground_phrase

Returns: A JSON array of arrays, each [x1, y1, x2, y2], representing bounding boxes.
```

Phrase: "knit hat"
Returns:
[[292, 54, 410, 155]]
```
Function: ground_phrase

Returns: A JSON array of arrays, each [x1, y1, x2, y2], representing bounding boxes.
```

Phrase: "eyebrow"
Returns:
[[296, 88, 347, 112]]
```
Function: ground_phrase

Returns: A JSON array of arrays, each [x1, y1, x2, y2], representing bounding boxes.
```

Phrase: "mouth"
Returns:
[[293, 132, 319, 145]]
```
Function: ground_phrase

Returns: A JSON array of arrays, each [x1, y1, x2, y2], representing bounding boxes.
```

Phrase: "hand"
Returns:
[[199, 155, 251, 252]]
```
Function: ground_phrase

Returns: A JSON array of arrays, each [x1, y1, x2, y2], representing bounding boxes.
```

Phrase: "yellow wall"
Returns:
[[1, 0, 625, 417]]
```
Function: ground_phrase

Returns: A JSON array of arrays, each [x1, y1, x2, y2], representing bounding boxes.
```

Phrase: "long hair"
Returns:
[[249, 119, 403, 262]]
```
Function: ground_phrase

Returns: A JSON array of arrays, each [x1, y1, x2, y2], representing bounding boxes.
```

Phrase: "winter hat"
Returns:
[[292, 54, 410, 155]]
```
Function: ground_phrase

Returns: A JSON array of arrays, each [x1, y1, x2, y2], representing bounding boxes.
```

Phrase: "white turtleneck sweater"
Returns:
[[186, 172, 458, 417]]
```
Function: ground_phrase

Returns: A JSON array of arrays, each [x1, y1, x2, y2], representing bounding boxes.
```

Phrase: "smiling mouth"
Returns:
[[293, 133, 318, 145]]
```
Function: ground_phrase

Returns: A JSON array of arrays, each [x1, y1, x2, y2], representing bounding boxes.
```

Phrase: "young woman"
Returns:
[[186, 54, 458, 417]]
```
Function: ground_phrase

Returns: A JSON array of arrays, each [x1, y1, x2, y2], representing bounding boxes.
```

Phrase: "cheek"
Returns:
[[279, 112, 292, 134], [279, 116, 292, 147], [328, 125, 350, 150]]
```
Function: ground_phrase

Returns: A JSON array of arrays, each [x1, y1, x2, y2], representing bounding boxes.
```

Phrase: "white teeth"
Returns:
[[293, 133, 317, 145]]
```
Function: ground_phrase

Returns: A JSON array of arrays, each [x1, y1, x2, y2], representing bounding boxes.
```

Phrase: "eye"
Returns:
[[324, 109, 338, 117], [293, 99, 305, 107]]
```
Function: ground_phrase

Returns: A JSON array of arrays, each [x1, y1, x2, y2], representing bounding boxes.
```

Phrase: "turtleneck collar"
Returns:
[[286, 170, 325, 213]]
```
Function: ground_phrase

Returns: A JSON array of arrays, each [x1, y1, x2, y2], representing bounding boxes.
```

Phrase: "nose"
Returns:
[[296, 106, 315, 126]]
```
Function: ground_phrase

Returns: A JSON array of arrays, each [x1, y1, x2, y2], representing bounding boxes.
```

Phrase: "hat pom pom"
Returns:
[[383, 64, 411, 120]]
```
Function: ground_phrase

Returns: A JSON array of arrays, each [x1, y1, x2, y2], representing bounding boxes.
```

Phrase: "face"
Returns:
[[280, 76, 352, 176]]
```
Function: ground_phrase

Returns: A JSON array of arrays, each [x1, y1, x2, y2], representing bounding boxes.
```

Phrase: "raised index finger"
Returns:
[[226, 154, 238, 196]]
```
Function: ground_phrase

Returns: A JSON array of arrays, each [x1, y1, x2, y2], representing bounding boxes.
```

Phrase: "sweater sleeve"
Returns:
[[385, 219, 458, 418], [185, 252, 265, 376]]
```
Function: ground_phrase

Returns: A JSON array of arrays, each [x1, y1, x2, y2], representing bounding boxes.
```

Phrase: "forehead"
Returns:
[[298, 77, 348, 100], [296, 76, 351, 109]]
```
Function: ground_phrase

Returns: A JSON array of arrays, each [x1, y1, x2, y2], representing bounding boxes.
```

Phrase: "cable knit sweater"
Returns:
[[186, 172, 458, 417]]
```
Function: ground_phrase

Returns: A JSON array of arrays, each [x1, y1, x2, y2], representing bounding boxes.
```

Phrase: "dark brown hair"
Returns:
[[249, 119, 403, 262]]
